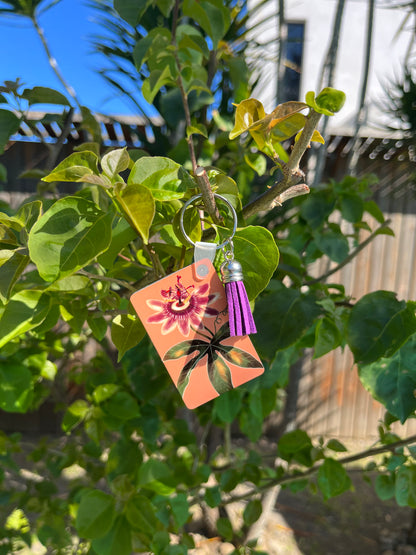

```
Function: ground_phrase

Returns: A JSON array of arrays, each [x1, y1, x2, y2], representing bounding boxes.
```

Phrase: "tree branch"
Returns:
[[242, 111, 322, 219], [304, 219, 392, 286], [217, 432, 416, 507]]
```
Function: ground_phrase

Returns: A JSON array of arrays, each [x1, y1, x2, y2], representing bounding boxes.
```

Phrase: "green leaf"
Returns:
[[340, 193, 364, 223], [111, 314, 146, 362], [0, 290, 51, 349], [186, 123, 208, 138], [92, 384, 120, 404], [118, 184, 155, 243], [0, 109, 20, 154], [233, 226, 279, 301], [101, 148, 130, 179], [314, 229, 349, 263], [170, 493, 189, 528], [0, 249, 29, 302], [364, 200, 385, 223], [317, 458, 352, 500], [28, 196, 113, 282], [278, 429, 314, 466], [128, 156, 192, 201], [62, 399, 89, 433], [243, 499, 262, 527], [375, 474, 395, 501], [326, 439, 348, 453], [254, 282, 321, 360], [142, 65, 174, 104], [216, 517, 234, 542], [114, 0, 151, 25], [315, 87, 346, 114], [0, 363, 33, 413], [182, 0, 231, 48], [205, 486, 222, 508], [213, 388, 243, 423], [137, 458, 175, 494], [87, 314, 107, 341], [92, 516, 132, 555], [76, 490, 115, 539], [395, 466, 416, 508], [103, 391, 140, 420], [21, 86, 70, 106], [229, 98, 266, 140], [347, 291, 416, 365], [314, 317, 342, 358], [358, 334, 416, 423], [42, 151, 99, 183], [305, 88, 346, 115], [244, 152, 267, 176], [125, 495, 160, 535]]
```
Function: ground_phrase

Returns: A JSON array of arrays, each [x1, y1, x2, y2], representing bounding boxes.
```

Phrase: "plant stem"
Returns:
[[171, 0, 221, 224], [32, 15, 82, 111], [242, 110, 322, 219], [78, 270, 136, 293], [304, 219, 392, 286], [216, 433, 416, 507]]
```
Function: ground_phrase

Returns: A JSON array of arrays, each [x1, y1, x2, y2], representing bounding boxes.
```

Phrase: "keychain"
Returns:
[[130, 194, 264, 409]]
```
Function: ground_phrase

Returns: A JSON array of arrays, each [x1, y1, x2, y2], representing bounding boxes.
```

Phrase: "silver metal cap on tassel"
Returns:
[[220, 259, 243, 283]]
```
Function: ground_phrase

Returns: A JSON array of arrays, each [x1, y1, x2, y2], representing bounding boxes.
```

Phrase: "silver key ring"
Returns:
[[179, 193, 238, 250]]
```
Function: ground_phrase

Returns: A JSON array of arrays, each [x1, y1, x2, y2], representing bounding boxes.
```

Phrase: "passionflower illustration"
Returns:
[[146, 275, 219, 336]]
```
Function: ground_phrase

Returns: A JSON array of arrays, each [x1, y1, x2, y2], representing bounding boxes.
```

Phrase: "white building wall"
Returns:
[[248, 0, 412, 135]]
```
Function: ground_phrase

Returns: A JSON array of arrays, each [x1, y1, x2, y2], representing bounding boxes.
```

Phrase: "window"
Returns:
[[279, 22, 305, 103]]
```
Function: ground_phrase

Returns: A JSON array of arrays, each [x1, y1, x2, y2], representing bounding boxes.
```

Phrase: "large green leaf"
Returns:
[[76, 490, 116, 539], [278, 429, 313, 466], [233, 226, 279, 301], [118, 184, 155, 243], [347, 291, 416, 365], [92, 516, 132, 555], [127, 156, 192, 201], [137, 458, 175, 494], [42, 151, 99, 183], [28, 197, 113, 282], [395, 466, 416, 508], [111, 314, 146, 362], [358, 334, 416, 423], [21, 86, 70, 106], [0, 363, 33, 413], [317, 458, 352, 500], [0, 249, 29, 302], [0, 290, 51, 349], [253, 282, 321, 360], [125, 495, 160, 536], [0, 109, 20, 154], [182, 0, 231, 48]]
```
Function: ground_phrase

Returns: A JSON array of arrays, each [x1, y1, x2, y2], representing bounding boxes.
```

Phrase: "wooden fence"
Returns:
[[295, 134, 416, 440]]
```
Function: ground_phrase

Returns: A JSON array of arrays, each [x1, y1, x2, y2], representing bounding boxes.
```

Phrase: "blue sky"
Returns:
[[0, 0, 134, 115]]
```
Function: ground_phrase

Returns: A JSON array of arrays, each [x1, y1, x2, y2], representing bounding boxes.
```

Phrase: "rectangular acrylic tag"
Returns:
[[130, 259, 264, 409]]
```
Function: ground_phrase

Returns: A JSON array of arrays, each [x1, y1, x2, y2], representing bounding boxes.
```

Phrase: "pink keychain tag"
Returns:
[[130, 258, 264, 409]]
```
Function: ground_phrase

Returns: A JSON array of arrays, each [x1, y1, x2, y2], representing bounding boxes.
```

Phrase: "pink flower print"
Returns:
[[146, 275, 219, 336]]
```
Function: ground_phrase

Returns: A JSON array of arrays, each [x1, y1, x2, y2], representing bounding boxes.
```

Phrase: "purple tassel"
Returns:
[[221, 260, 257, 337]]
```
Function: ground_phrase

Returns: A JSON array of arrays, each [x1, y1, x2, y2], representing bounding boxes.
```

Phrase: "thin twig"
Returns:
[[197, 433, 416, 508], [32, 15, 82, 110], [78, 270, 136, 293], [304, 219, 392, 286]]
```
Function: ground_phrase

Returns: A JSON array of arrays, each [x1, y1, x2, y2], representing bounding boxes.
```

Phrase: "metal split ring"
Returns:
[[179, 193, 237, 250]]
